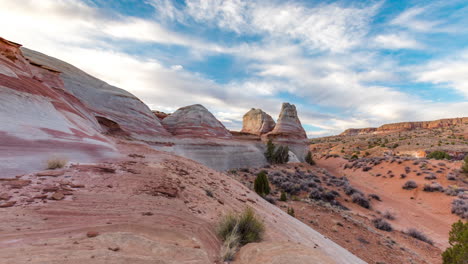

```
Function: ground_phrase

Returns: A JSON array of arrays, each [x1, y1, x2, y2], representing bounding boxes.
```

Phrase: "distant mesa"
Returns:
[[162, 104, 232, 138], [341, 117, 468, 136], [241, 108, 276, 135]]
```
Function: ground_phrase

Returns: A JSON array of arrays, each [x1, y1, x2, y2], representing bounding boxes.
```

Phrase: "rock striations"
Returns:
[[341, 117, 468, 136], [241, 108, 276, 135], [162, 104, 232, 138], [266, 103, 307, 140]]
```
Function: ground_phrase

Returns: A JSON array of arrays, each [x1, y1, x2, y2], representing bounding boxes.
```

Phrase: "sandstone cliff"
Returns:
[[340, 117, 468, 136], [241, 108, 275, 135]]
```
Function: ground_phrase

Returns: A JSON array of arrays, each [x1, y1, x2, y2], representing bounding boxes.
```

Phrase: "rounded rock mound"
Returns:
[[162, 104, 232, 138]]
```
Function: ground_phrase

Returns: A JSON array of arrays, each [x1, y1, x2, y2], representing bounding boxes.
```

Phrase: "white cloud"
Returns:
[[414, 50, 468, 98], [374, 33, 422, 49], [390, 7, 440, 32]]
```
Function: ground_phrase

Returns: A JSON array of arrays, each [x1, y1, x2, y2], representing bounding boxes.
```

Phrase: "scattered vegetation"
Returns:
[[405, 228, 434, 245], [305, 151, 315, 165], [372, 218, 393, 232], [442, 220, 468, 264], [280, 191, 287, 202], [351, 192, 371, 209], [264, 140, 289, 164], [427, 151, 451, 160], [287, 207, 295, 217], [46, 157, 67, 169], [402, 180, 418, 190], [382, 210, 396, 220], [217, 207, 265, 261], [451, 199, 468, 218], [462, 155, 468, 174], [254, 171, 270, 197]]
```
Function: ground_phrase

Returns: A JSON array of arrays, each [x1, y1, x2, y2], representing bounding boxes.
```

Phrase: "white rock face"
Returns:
[[287, 151, 300, 163], [21, 48, 171, 139], [162, 104, 232, 138]]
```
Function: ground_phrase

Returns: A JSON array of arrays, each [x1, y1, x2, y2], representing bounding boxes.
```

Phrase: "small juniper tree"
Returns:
[[305, 151, 315, 165], [462, 155, 468, 174], [287, 207, 295, 217], [442, 220, 468, 264], [273, 145, 289, 164], [427, 151, 451, 160], [254, 171, 270, 196], [280, 191, 287, 201], [264, 140, 276, 163]]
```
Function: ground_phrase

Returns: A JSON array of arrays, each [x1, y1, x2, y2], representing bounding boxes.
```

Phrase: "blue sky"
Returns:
[[1, 0, 467, 137]]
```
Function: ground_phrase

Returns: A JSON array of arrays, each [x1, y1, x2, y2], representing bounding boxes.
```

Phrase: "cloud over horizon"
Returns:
[[0, 0, 467, 137]]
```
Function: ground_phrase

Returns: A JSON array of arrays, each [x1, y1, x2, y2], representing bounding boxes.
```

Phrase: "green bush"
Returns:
[[427, 151, 451, 160], [264, 140, 289, 164], [442, 220, 468, 264], [217, 207, 265, 260], [462, 155, 468, 173], [280, 191, 287, 201], [287, 207, 295, 217], [254, 171, 270, 196], [305, 151, 315, 165]]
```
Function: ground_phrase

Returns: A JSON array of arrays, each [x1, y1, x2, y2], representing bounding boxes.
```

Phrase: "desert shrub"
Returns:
[[447, 173, 457, 181], [425, 173, 437, 180], [423, 183, 444, 192], [46, 157, 67, 169], [427, 151, 451, 160], [217, 207, 265, 260], [363, 166, 372, 172], [462, 155, 468, 174], [351, 193, 371, 209], [383, 210, 396, 220], [372, 218, 393, 231], [368, 194, 381, 201], [400, 174, 407, 179], [287, 207, 295, 217], [442, 220, 468, 264], [405, 228, 434, 245], [451, 199, 468, 218], [402, 180, 418, 190], [279, 191, 287, 201], [305, 151, 315, 165], [273, 145, 289, 164], [254, 171, 270, 196]]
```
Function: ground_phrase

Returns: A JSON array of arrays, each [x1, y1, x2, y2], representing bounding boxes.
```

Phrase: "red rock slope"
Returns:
[[0, 140, 365, 264]]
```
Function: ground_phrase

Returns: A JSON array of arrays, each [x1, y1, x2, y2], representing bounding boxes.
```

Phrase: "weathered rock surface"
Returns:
[[21, 48, 171, 140], [263, 103, 309, 161], [151, 110, 169, 120], [266, 103, 307, 140], [241, 108, 275, 135], [162, 104, 232, 138], [0, 37, 117, 177], [341, 117, 468, 136]]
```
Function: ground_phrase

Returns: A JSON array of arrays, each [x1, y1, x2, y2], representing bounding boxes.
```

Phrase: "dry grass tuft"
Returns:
[[46, 157, 68, 169]]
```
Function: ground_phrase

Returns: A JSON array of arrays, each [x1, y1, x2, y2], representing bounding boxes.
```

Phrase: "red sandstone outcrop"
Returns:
[[152, 110, 169, 120], [241, 108, 276, 135], [265, 103, 307, 140], [162, 104, 232, 138], [340, 117, 468, 136]]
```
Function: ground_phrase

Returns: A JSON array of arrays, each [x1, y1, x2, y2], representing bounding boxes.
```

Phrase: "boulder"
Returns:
[[241, 108, 275, 135], [162, 104, 232, 138]]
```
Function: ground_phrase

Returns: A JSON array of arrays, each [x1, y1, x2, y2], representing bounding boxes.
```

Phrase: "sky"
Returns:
[[1, 0, 467, 137]]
